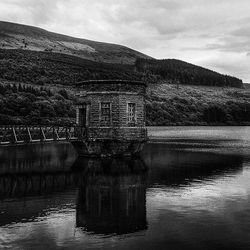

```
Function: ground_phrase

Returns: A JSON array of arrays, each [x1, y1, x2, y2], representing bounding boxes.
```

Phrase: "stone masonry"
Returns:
[[72, 80, 148, 157]]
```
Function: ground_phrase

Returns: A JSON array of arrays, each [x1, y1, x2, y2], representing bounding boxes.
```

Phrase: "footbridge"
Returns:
[[0, 125, 82, 145]]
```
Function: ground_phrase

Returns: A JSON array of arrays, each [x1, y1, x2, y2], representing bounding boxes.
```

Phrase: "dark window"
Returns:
[[101, 102, 111, 125], [128, 103, 136, 124], [77, 104, 87, 126], [79, 107, 86, 126]]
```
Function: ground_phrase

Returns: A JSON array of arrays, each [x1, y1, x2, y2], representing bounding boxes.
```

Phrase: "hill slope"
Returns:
[[0, 49, 248, 126], [1, 80, 250, 125], [0, 21, 248, 125], [0, 21, 151, 64], [0, 21, 243, 88], [0, 49, 142, 85], [147, 83, 250, 125], [135, 59, 243, 88], [0, 49, 243, 88]]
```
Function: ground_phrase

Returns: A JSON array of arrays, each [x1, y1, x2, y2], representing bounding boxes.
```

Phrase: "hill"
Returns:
[[1, 80, 250, 126], [0, 49, 141, 86], [244, 83, 250, 89], [0, 49, 243, 88], [0, 21, 151, 64], [0, 21, 248, 126], [0, 21, 243, 88], [147, 83, 250, 125], [135, 59, 243, 88], [0, 49, 249, 126]]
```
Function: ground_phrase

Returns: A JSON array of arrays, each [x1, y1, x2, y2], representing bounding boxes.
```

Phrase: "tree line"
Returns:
[[0, 83, 75, 125], [135, 58, 243, 88]]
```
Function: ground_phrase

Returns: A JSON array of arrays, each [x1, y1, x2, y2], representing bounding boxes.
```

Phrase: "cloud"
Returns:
[[0, 0, 65, 25], [1, 0, 250, 81], [199, 53, 250, 81]]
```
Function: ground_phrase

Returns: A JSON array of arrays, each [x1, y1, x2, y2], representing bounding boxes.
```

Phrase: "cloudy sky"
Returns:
[[1, 0, 250, 82]]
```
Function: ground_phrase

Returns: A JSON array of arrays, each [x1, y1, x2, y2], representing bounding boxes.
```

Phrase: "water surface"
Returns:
[[1, 126, 250, 250]]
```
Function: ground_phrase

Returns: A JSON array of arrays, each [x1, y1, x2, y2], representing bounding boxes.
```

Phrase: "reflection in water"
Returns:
[[0, 171, 76, 200], [0, 151, 148, 237], [74, 157, 148, 235], [1, 127, 250, 250], [0, 142, 77, 200], [0, 143, 78, 228], [142, 143, 244, 187], [0, 142, 77, 174]]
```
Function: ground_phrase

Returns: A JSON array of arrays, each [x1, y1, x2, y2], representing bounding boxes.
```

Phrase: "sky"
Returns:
[[1, 0, 250, 82]]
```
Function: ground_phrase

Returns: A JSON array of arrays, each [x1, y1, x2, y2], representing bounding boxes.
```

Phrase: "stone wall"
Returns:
[[74, 81, 147, 150], [81, 93, 145, 127], [87, 127, 147, 141]]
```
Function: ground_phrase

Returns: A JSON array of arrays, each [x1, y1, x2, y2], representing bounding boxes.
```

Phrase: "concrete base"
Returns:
[[71, 139, 146, 157]]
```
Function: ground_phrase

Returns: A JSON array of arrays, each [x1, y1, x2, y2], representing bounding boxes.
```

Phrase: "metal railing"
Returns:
[[0, 125, 80, 145]]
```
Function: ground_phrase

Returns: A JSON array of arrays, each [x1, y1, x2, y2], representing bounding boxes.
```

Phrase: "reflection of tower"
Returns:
[[75, 157, 148, 235]]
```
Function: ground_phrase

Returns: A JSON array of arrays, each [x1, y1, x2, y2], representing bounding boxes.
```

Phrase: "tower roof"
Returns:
[[75, 79, 146, 87]]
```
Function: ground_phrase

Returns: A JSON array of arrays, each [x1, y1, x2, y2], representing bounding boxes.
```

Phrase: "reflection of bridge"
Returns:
[[0, 125, 80, 145], [0, 171, 76, 199]]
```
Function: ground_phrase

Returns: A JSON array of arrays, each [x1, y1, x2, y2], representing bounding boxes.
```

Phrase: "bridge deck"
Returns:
[[0, 125, 80, 145]]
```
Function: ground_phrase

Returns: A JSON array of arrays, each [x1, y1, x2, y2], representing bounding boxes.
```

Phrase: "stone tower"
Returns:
[[72, 80, 148, 157]]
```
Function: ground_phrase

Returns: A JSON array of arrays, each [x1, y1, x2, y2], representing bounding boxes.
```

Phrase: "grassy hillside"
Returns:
[[0, 21, 151, 64], [147, 83, 250, 125]]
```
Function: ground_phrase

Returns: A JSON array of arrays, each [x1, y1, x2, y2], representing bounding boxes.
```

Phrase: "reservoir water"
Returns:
[[1, 126, 250, 250]]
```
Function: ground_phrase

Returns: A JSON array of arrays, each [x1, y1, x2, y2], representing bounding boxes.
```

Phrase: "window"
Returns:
[[100, 102, 111, 126], [128, 103, 136, 124], [76, 104, 87, 126], [79, 107, 86, 126]]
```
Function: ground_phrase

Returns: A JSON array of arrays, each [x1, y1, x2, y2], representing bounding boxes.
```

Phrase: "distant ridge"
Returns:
[[0, 21, 152, 64], [135, 58, 243, 88], [0, 21, 243, 88]]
